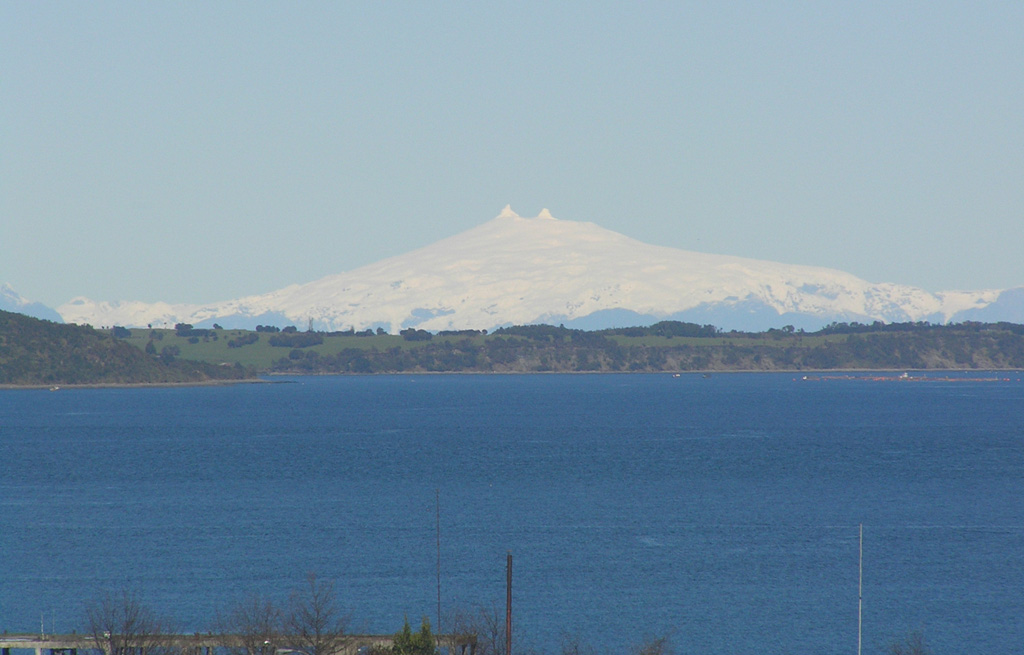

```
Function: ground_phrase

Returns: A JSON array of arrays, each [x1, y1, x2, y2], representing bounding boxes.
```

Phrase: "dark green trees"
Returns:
[[391, 617, 437, 655]]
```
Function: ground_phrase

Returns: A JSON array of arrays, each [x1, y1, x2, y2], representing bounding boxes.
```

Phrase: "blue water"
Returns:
[[2, 373, 1023, 654]]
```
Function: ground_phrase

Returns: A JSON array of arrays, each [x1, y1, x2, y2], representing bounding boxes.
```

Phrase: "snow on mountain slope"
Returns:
[[56, 207, 1003, 331]]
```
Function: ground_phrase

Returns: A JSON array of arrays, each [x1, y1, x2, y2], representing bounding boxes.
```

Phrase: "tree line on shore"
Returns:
[[76, 575, 444, 655], [62, 574, 677, 655], [267, 321, 1024, 374], [31, 571, 932, 655], [7, 307, 1024, 383]]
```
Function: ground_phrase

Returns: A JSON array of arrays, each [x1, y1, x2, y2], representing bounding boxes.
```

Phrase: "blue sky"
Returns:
[[3, 2, 1022, 307]]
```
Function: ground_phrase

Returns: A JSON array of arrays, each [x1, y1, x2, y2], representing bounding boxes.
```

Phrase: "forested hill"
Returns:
[[0, 310, 253, 385], [269, 321, 1024, 374], [117, 319, 1024, 375], [6, 309, 1024, 381]]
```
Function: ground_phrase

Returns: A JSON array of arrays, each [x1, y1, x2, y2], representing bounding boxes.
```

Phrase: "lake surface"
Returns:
[[2, 373, 1023, 654]]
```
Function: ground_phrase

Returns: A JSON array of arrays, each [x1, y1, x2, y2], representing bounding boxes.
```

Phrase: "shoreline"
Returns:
[[265, 366, 1024, 376], [0, 378, 272, 391], [3, 368, 1021, 390]]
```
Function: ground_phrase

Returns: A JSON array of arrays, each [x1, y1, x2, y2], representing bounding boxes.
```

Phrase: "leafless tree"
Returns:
[[84, 588, 175, 655], [556, 632, 668, 655], [283, 573, 351, 655], [631, 635, 671, 655], [216, 592, 283, 655], [558, 633, 596, 655], [446, 606, 505, 655], [888, 631, 930, 655]]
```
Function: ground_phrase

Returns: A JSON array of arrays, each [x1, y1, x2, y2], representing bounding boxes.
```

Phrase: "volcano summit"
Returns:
[[58, 207, 1016, 332]]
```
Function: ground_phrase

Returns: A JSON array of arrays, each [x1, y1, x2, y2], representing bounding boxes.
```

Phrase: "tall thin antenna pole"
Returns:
[[858, 524, 863, 655], [436, 489, 441, 636], [506, 552, 513, 655]]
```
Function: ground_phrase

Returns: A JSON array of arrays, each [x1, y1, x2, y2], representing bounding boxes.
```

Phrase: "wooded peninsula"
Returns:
[[4, 308, 1023, 384]]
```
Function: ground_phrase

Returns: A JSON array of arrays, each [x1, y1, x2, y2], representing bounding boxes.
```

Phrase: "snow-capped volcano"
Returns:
[[57, 207, 1013, 332]]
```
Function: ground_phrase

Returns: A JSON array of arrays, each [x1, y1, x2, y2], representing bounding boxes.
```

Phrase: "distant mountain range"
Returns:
[[14, 207, 1024, 332], [0, 283, 63, 322]]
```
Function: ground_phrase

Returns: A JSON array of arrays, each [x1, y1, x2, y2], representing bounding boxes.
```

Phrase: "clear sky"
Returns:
[[3, 2, 1022, 307]]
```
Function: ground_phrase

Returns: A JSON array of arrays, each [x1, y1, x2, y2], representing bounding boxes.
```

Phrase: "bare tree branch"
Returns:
[[446, 606, 504, 655], [888, 631, 930, 655], [84, 589, 175, 655], [632, 635, 672, 655], [284, 573, 350, 655], [217, 592, 282, 655]]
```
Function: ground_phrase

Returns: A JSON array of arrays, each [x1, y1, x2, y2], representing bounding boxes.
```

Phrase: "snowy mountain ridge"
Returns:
[[56, 207, 1013, 332], [1, 283, 64, 322]]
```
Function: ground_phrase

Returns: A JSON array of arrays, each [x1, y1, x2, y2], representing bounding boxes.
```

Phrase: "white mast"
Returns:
[[858, 524, 863, 655]]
